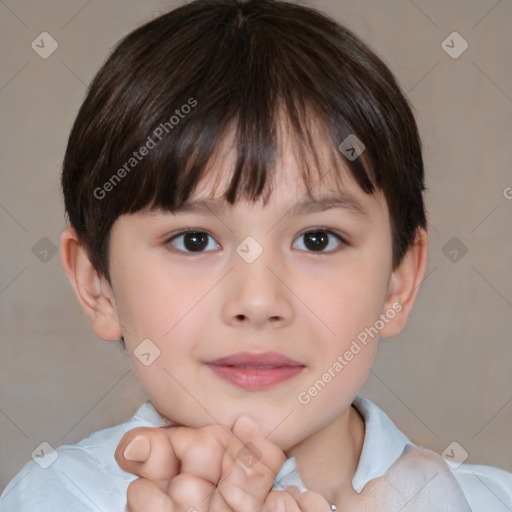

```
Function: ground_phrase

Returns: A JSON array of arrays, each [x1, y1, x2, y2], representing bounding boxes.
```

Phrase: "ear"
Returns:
[[380, 227, 428, 338], [60, 226, 123, 341]]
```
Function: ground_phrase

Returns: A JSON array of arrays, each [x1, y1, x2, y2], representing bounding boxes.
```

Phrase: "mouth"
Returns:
[[205, 351, 306, 390]]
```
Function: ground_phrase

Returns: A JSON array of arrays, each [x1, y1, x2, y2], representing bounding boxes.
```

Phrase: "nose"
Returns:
[[221, 246, 295, 330]]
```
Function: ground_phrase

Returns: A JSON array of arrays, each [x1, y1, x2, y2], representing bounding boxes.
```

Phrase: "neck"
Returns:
[[285, 405, 365, 503]]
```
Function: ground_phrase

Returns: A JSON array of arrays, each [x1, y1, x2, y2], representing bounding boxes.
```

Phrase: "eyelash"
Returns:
[[165, 228, 347, 255]]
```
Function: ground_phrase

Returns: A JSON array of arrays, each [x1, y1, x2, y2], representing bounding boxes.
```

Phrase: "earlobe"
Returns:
[[60, 227, 123, 341], [380, 228, 428, 338]]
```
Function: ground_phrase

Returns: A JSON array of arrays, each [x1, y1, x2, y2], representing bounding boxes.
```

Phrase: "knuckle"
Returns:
[[126, 479, 141, 503], [203, 424, 232, 445], [215, 483, 260, 512], [264, 490, 298, 512], [168, 473, 213, 507], [176, 424, 229, 453], [168, 473, 198, 499], [127, 479, 170, 511], [206, 423, 229, 436]]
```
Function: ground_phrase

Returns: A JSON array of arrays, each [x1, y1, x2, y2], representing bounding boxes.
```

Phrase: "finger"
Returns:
[[263, 490, 302, 512], [231, 415, 286, 476], [126, 478, 174, 512], [115, 427, 179, 487], [287, 487, 332, 512], [214, 416, 287, 512], [167, 473, 217, 512], [171, 424, 231, 484]]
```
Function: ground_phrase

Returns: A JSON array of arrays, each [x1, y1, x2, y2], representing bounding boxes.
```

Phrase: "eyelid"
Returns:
[[165, 227, 348, 254], [297, 227, 348, 243], [166, 227, 209, 238]]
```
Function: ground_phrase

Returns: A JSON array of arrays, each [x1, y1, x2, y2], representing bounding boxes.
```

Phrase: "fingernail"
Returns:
[[123, 435, 151, 462], [236, 415, 258, 431]]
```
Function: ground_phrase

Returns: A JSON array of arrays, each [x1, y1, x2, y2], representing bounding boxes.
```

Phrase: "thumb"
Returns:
[[115, 426, 179, 488]]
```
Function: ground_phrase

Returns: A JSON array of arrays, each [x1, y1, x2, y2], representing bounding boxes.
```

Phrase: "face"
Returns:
[[105, 143, 395, 450]]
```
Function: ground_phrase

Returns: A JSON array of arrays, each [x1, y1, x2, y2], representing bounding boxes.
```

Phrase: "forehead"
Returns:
[[183, 126, 388, 219]]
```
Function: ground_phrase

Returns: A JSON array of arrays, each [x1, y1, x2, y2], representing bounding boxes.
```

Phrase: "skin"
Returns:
[[61, 133, 427, 510]]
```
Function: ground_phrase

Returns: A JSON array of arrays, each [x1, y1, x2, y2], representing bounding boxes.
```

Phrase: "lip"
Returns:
[[206, 351, 305, 390]]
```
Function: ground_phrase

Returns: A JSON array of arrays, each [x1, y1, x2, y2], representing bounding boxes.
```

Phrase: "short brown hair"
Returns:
[[62, 0, 427, 282]]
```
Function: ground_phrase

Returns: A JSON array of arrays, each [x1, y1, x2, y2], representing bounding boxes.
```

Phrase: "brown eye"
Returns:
[[293, 229, 345, 253], [304, 231, 329, 251], [169, 230, 219, 253]]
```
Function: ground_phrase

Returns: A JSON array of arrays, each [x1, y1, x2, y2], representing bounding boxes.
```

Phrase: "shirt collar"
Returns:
[[351, 395, 412, 492], [273, 396, 412, 493]]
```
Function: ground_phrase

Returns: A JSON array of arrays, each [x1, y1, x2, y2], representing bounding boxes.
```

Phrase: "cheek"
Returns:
[[310, 261, 390, 342], [113, 258, 206, 341], [297, 248, 390, 413], [115, 263, 214, 411]]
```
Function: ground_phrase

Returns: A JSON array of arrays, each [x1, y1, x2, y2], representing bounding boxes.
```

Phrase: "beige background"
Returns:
[[1, 0, 511, 493]]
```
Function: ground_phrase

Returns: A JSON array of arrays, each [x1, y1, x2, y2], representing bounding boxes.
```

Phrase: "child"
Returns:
[[1, 0, 511, 510]]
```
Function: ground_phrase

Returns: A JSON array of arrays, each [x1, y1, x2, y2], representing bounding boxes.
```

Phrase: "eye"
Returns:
[[167, 229, 220, 253], [293, 229, 346, 253]]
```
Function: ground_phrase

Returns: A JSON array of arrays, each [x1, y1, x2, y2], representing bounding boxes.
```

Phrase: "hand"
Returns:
[[117, 423, 469, 512], [115, 416, 286, 512], [263, 487, 333, 512]]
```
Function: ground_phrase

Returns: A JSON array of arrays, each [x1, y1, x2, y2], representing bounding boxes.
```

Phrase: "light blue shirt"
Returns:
[[1, 397, 511, 511]]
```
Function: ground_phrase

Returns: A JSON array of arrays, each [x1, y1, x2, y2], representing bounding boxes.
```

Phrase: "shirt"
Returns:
[[273, 396, 512, 511], [1, 396, 511, 511]]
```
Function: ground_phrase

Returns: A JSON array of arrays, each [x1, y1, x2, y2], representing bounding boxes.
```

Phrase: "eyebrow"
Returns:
[[169, 192, 367, 217]]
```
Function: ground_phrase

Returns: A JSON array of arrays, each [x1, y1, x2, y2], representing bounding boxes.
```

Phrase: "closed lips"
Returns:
[[206, 351, 305, 368], [206, 351, 306, 389]]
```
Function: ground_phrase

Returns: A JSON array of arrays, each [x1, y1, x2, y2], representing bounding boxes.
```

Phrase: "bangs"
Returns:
[[122, 100, 376, 216], [63, 0, 425, 280]]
